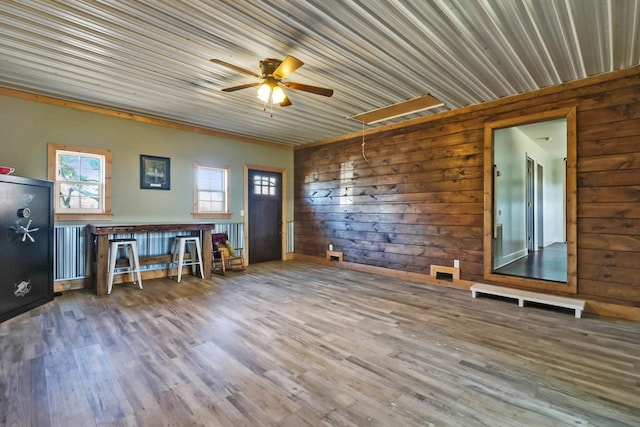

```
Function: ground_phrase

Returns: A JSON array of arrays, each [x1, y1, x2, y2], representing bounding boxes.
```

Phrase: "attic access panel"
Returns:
[[349, 94, 444, 124]]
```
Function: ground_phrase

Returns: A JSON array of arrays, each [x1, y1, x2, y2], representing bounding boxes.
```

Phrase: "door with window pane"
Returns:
[[248, 169, 282, 263]]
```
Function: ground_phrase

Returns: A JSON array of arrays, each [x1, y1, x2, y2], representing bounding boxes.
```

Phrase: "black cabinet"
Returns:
[[0, 174, 54, 322]]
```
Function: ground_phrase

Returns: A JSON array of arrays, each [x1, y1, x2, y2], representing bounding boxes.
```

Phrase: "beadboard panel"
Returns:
[[294, 67, 640, 306]]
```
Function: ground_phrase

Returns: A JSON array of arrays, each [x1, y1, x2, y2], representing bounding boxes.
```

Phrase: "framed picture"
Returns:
[[140, 155, 170, 190]]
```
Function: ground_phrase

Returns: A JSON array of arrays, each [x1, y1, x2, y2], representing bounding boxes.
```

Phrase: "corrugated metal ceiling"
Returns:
[[1, 0, 638, 147]]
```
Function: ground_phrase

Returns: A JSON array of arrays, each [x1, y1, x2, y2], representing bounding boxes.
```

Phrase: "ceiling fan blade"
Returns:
[[273, 55, 303, 80], [283, 81, 334, 97], [210, 59, 261, 78], [279, 95, 292, 107], [221, 82, 261, 92]]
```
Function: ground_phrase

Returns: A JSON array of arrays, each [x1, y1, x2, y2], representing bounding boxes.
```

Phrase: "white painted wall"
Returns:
[[494, 127, 527, 267]]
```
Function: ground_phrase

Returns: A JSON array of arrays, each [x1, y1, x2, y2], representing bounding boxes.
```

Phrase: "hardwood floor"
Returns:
[[494, 242, 567, 282], [1, 260, 639, 426]]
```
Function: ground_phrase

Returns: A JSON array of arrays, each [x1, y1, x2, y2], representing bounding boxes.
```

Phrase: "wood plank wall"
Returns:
[[294, 66, 640, 307]]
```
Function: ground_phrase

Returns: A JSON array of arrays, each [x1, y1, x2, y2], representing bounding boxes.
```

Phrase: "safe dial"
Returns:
[[17, 208, 31, 218], [19, 219, 39, 242]]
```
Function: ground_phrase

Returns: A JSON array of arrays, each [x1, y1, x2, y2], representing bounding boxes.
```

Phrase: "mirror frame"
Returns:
[[483, 107, 577, 294]]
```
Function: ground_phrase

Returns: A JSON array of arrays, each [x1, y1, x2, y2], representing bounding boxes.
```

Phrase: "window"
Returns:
[[253, 173, 278, 196], [193, 162, 231, 219], [47, 143, 112, 220]]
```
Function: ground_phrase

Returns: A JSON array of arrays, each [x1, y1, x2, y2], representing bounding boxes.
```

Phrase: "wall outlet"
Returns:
[[454, 259, 460, 268]]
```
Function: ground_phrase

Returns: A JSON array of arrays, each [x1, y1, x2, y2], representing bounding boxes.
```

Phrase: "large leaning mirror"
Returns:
[[483, 108, 577, 294]]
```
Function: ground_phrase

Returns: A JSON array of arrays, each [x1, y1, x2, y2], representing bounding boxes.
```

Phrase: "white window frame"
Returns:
[[47, 143, 112, 220], [193, 162, 231, 219]]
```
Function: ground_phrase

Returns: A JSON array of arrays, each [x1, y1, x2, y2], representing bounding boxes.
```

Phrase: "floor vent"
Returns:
[[435, 271, 454, 282], [430, 265, 460, 281]]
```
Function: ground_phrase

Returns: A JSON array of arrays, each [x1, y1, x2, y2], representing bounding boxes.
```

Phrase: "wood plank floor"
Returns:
[[494, 242, 567, 283], [1, 260, 639, 426]]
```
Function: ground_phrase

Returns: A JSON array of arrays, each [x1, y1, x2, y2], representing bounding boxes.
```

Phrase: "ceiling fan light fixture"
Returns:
[[271, 86, 285, 104], [257, 83, 271, 102], [215, 55, 333, 109]]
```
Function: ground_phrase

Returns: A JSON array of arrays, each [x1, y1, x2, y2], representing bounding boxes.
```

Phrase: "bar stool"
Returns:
[[107, 238, 143, 294], [170, 236, 204, 283]]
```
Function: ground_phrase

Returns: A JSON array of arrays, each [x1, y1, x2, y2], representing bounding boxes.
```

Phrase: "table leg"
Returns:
[[201, 229, 212, 279], [95, 235, 109, 296]]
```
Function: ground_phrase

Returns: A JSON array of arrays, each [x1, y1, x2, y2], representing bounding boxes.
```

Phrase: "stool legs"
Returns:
[[169, 239, 179, 279], [170, 236, 204, 283], [177, 238, 186, 283], [191, 239, 204, 279], [108, 239, 143, 294], [107, 242, 119, 295], [129, 241, 143, 289]]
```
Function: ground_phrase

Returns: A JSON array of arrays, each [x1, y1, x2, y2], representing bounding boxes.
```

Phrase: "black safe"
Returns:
[[0, 174, 54, 322]]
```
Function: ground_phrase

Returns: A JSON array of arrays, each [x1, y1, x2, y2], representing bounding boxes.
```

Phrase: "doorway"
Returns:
[[484, 108, 577, 293], [247, 168, 283, 264], [526, 156, 535, 253], [536, 163, 544, 249]]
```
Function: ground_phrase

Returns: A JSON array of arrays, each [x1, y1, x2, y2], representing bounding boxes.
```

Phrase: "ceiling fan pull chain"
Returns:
[[361, 121, 369, 164]]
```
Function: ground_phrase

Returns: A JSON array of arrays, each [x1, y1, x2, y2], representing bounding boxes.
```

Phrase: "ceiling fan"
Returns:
[[211, 55, 333, 107]]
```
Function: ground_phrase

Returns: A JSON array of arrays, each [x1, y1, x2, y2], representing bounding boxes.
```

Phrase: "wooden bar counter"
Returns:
[[88, 223, 215, 296]]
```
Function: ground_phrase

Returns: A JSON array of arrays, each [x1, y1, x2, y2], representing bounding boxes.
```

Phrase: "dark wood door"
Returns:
[[248, 169, 282, 263]]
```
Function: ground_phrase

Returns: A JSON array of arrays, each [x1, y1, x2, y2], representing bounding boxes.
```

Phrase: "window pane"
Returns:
[[198, 190, 223, 203], [252, 174, 278, 197], [56, 152, 104, 211], [58, 154, 80, 181], [198, 176, 223, 191], [195, 165, 228, 214], [50, 144, 110, 216], [198, 168, 224, 191], [59, 183, 100, 209], [58, 153, 103, 184], [79, 157, 102, 182], [202, 168, 222, 181], [199, 199, 224, 212], [198, 178, 211, 190]]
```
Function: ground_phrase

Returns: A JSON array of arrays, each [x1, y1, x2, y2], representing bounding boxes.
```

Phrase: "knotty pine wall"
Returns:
[[294, 66, 640, 307]]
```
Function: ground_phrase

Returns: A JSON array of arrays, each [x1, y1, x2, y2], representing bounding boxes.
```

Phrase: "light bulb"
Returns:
[[257, 83, 271, 102], [271, 86, 285, 104]]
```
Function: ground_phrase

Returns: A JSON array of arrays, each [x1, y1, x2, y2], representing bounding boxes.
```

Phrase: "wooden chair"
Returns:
[[211, 232, 227, 275], [211, 232, 245, 275], [219, 246, 245, 272]]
